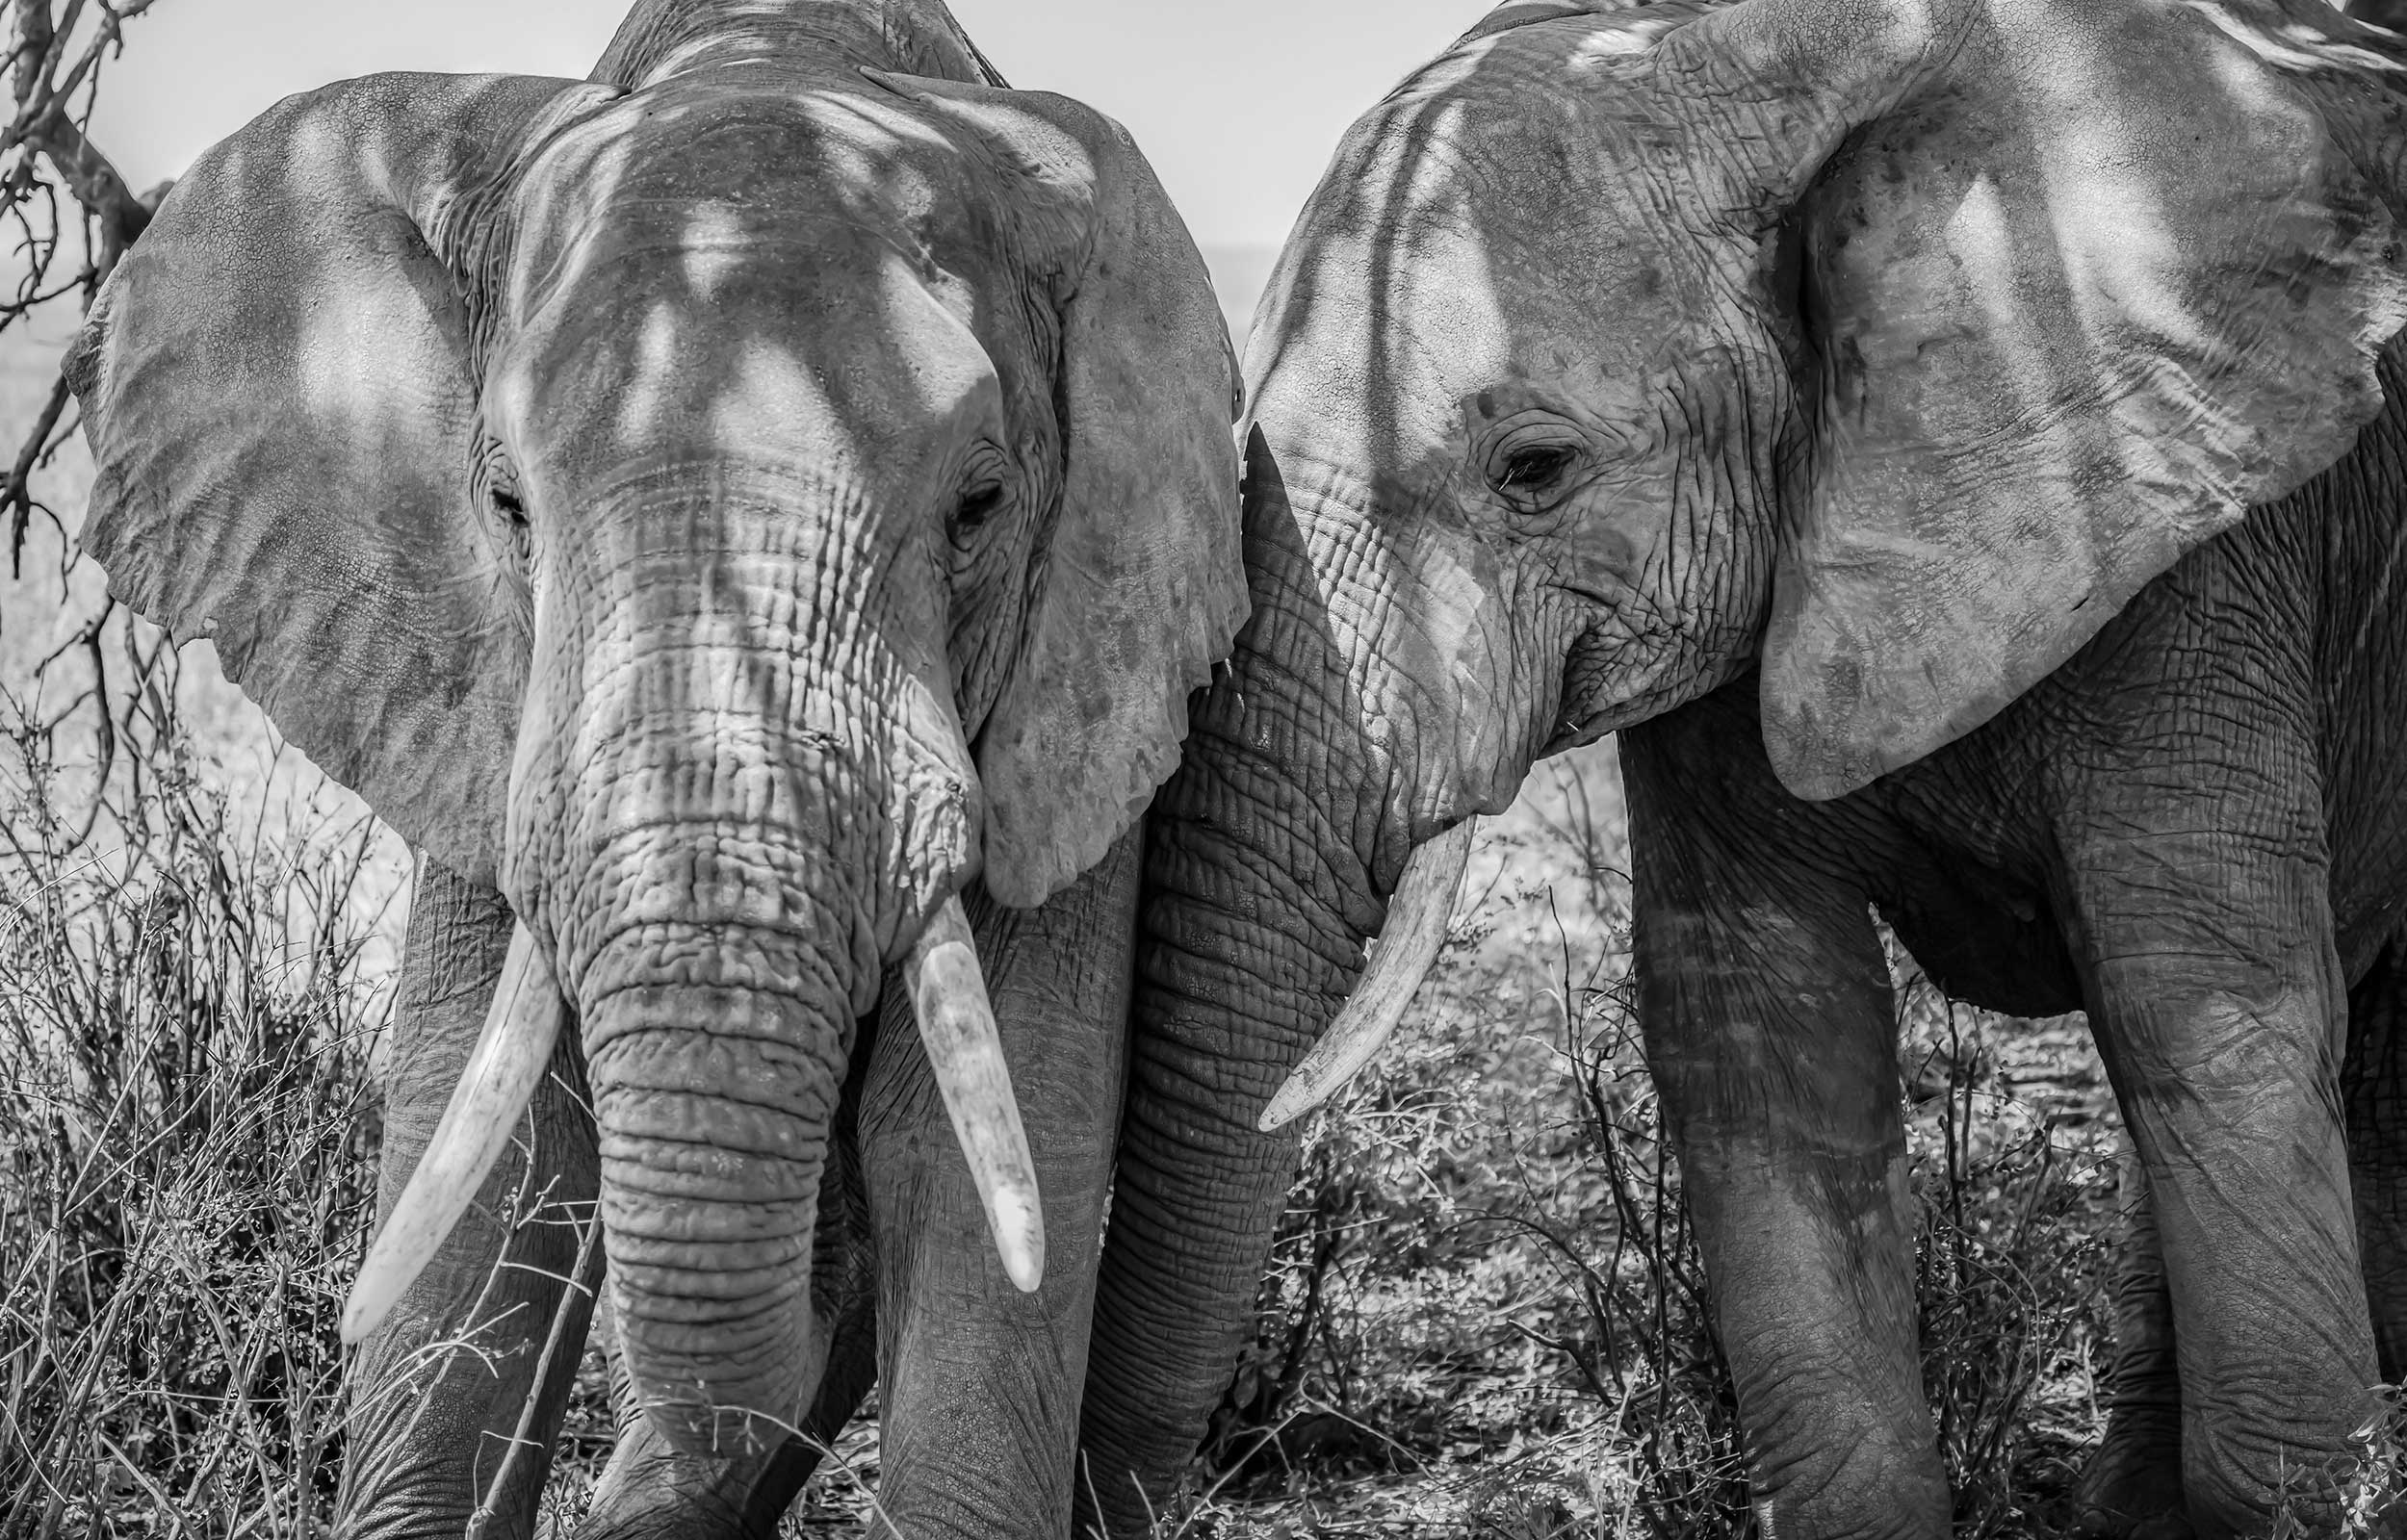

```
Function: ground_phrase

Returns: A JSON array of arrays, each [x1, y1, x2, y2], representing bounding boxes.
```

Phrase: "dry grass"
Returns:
[[0, 632, 395, 1536]]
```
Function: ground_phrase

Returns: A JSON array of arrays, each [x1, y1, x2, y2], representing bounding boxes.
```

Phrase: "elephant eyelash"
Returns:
[[483, 476, 533, 574], [1495, 444, 1579, 494]]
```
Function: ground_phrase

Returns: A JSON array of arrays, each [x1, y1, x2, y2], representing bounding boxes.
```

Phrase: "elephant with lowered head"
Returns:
[[1080, 0, 2407, 1534], [65, 1, 1243, 1534]]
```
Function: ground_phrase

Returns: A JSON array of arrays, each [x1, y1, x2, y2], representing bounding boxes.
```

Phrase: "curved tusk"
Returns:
[[908, 894, 1046, 1294], [342, 921, 563, 1346], [1258, 819, 1477, 1133]]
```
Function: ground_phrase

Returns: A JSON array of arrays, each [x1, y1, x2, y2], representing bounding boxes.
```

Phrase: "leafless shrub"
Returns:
[[0, 0, 168, 592], [0, 629, 392, 1537]]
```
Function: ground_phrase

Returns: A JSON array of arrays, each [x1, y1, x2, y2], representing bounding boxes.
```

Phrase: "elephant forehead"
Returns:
[[494, 254, 1007, 491], [1255, 18, 1766, 464], [507, 80, 1021, 318]]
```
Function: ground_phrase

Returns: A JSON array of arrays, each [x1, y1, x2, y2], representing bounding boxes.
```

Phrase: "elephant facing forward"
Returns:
[[1077, 0, 2407, 1534], [65, 1, 1243, 1534]]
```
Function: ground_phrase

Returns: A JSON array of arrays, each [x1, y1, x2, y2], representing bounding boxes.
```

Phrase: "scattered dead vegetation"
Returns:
[[0, 631, 391, 1536]]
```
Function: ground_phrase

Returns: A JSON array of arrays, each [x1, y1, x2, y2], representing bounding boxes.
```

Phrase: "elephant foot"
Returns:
[[2069, 1414, 2188, 1540], [578, 1417, 822, 1540]]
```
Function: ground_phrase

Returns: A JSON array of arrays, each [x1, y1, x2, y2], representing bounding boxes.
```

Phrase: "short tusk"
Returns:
[[908, 894, 1046, 1294], [1258, 819, 1477, 1133], [342, 921, 563, 1346]]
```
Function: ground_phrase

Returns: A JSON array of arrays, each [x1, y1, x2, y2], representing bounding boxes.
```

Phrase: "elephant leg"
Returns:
[[2344, 934, 2407, 1382], [860, 833, 1138, 1538], [1621, 726, 1949, 1539], [2072, 1150, 2188, 1538], [337, 858, 601, 1540], [2058, 777, 2378, 1535], [580, 1039, 881, 1539]]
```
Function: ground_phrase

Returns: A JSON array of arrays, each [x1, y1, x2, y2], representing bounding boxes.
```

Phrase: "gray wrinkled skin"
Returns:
[[1085, 1, 2407, 1535], [65, 2, 1241, 1536]]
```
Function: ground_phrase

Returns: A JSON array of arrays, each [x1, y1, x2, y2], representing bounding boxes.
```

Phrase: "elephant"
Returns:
[[1074, 0, 2407, 1534], [62, 1, 1245, 1535]]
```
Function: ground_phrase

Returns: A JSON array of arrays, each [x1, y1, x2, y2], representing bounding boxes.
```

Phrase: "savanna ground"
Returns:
[[0, 308, 2397, 1537]]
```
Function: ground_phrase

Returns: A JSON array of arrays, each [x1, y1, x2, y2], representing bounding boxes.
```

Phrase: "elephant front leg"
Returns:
[[1623, 724, 1949, 1540], [2071, 1152, 2187, 1538], [860, 833, 1139, 1538], [2344, 934, 2407, 1384], [336, 859, 601, 1540], [2060, 794, 2379, 1535]]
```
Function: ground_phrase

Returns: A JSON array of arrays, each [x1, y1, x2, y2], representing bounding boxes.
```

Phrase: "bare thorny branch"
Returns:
[[0, 0, 166, 589]]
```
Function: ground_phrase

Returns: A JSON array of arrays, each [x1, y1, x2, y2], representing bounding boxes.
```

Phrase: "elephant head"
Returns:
[[1075, 0, 2406, 1514], [66, 0, 1241, 1456]]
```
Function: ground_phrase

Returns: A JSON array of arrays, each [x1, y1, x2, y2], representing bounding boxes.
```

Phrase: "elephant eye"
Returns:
[[950, 482, 1005, 546], [1494, 443, 1579, 498], [486, 477, 533, 573]]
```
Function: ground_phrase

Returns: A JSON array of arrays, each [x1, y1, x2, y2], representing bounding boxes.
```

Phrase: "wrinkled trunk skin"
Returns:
[[1079, 445, 1479, 1528], [580, 937, 845, 1453], [581, 1045, 881, 1539], [516, 477, 971, 1459]]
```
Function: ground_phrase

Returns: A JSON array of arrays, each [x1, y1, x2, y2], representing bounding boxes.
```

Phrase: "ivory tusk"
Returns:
[[908, 894, 1047, 1294], [1258, 819, 1477, 1133], [342, 921, 563, 1346]]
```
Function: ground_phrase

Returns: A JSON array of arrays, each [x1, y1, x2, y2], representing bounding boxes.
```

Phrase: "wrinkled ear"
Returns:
[[67, 72, 598, 884], [1677, 0, 2407, 797], [865, 72, 1247, 908]]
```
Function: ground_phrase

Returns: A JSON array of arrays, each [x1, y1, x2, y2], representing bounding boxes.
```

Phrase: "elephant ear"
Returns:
[[865, 72, 1247, 909], [1669, 0, 2407, 798], [66, 73, 597, 884]]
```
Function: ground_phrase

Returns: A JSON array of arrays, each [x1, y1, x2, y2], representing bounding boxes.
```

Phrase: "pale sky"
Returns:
[[91, 1, 1494, 253]]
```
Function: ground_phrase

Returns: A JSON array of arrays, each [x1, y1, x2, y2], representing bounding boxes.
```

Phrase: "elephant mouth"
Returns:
[[1255, 819, 1477, 1132], [338, 891, 1044, 1346]]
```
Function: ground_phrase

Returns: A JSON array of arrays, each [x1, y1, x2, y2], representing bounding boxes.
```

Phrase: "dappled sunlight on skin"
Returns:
[[70, 0, 1249, 1525], [1769, 0, 2404, 800], [594, 0, 992, 92], [417, 38, 1071, 1467], [1940, 178, 2038, 396], [678, 202, 751, 301], [1238, 13, 1787, 860], [706, 336, 845, 461], [1246, 0, 2407, 846], [1194, 0, 2407, 1532], [2186, 0, 2407, 77], [793, 90, 962, 219], [611, 301, 680, 444], [483, 84, 1048, 991]]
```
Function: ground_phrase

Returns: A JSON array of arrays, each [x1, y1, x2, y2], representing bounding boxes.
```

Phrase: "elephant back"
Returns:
[[591, 0, 1002, 90]]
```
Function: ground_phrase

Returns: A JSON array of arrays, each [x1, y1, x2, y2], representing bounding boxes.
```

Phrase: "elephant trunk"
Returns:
[[580, 914, 848, 1453], [1081, 434, 1472, 1524], [516, 479, 983, 1456]]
